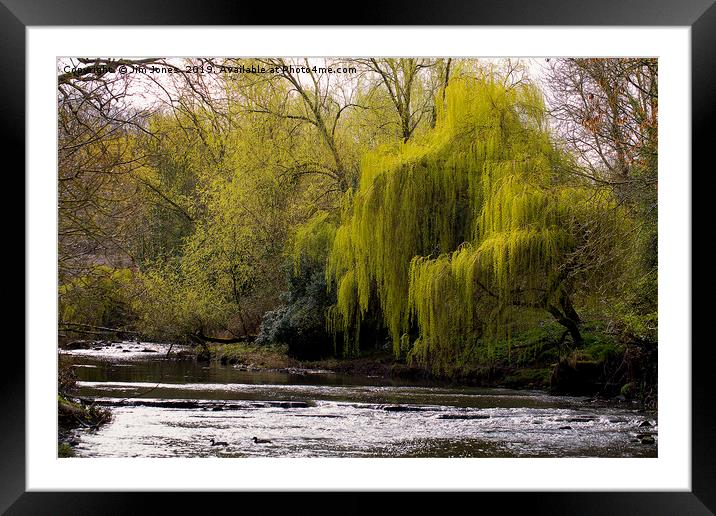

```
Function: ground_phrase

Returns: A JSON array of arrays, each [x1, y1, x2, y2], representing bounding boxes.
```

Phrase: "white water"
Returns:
[[61, 344, 658, 458]]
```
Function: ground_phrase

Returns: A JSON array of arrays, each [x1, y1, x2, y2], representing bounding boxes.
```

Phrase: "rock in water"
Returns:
[[438, 414, 490, 420], [383, 405, 425, 412], [63, 340, 91, 350], [270, 401, 310, 409]]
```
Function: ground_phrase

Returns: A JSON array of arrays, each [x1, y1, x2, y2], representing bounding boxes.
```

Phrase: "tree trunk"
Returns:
[[547, 302, 583, 345], [559, 290, 581, 324]]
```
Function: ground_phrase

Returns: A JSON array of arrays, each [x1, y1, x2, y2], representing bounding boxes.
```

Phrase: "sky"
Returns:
[[58, 57, 553, 112]]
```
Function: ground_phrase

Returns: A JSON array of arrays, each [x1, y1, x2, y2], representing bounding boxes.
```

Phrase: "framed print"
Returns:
[[8, 0, 715, 513]]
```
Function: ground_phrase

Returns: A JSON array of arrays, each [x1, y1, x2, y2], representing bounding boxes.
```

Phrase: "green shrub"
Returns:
[[256, 260, 337, 360]]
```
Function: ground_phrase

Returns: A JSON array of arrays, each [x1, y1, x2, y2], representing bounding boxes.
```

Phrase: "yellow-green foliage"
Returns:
[[327, 74, 624, 371], [133, 258, 234, 342], [290, 211, 337, 273], [131, 79, 333, 339], [59, 266, 135, 327]]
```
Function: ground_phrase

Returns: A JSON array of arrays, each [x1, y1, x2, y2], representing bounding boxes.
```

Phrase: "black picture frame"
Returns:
[[7, 0, 714, 513]]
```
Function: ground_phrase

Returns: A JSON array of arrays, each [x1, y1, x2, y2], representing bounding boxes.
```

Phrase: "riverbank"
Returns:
[[192, 334, 657, 411], [59, 325, 657, 414], [58, 358, 112, 456]]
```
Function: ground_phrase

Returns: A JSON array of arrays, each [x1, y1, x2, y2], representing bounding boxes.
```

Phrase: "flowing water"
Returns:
[[61, 341, 657, 458]]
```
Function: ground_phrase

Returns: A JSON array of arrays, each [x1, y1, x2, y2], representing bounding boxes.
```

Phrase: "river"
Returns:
[[60, 341, 657, 458]]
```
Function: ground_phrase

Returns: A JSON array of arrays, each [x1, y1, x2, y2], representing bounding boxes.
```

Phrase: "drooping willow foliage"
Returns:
[[290, 210, 337, 274], [326, 75, 624, 371]]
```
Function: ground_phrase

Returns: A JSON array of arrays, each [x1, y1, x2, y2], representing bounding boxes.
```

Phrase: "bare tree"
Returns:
[[545, 58, 658, 210], [58, 58, 156, 282], [353, 58, 441, 142]]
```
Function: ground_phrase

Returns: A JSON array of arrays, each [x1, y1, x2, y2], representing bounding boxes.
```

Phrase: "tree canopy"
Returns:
[[324, 75, 628, 371], [57, 57, 657, 371]]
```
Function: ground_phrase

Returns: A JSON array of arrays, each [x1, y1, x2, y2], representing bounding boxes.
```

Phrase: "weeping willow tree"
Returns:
[[326, 74, 626, 372]]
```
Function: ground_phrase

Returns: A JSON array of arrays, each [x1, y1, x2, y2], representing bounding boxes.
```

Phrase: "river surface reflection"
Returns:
[[61, 342, 658, 458]]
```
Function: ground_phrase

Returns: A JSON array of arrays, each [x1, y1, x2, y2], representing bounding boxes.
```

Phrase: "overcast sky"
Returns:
[[58, 57, 554, 113]]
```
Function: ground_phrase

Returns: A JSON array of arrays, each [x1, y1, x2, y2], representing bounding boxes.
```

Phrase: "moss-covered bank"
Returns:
[[58, 358, 112, 457]]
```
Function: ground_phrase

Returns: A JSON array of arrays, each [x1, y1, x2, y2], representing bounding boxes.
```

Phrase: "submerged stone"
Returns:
[[438, 414, 490, 420], [383, 405, 426, 412], [269, 401, 310, 408]]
